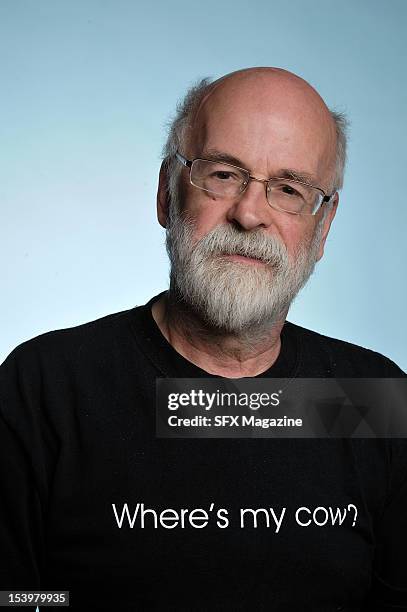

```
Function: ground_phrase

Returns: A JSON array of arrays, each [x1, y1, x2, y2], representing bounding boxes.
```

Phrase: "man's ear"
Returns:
[[316, 193, 339, 261], [157, 161, 170, 228]]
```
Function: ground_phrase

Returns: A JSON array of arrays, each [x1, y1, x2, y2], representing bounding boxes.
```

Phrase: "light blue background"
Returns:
[[1, 0, 406, 370]]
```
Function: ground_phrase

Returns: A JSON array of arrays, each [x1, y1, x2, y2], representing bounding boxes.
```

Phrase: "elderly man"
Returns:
[[0, 68, 406, 611]]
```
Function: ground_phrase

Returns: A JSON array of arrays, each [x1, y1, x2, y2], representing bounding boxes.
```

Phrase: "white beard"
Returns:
[[166, 203, 325, 335]]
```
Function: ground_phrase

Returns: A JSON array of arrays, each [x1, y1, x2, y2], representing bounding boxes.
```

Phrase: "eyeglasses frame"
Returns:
[[175, 151, 335, 216]]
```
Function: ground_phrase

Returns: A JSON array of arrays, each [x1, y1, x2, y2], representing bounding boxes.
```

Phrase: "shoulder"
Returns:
[[285, 321, 405, 377], [0, 306, 145, 423], [0, 306, 141, 375]]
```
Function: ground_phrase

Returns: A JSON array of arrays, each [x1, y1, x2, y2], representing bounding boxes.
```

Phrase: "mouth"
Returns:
[[219, 253, 267, 266]]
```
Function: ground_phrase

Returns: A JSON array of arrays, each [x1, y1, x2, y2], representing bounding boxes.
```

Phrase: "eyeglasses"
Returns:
[[175, 152, 335, 216]]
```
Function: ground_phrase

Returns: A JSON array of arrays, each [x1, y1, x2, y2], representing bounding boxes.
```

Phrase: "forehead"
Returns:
[[189, 74, 336, 183]]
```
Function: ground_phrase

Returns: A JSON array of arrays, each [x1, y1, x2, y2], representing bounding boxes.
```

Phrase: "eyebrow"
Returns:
[[278, 169, 318, 187], [201, 149, 247, 168], [200, 148, 320, 187]]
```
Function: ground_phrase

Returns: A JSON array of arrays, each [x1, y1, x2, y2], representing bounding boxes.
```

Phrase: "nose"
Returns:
[[225, 177, 273, 231]]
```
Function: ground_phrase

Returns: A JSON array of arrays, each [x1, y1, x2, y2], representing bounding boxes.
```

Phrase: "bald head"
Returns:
[[163, 67, 348, 202], [193, 67, 334, 130], [190, 68, 336, 188]]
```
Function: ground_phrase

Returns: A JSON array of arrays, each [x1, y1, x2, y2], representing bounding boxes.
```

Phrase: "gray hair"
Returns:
[[329, 110, 349, 191], [162, 76, 349, 203]]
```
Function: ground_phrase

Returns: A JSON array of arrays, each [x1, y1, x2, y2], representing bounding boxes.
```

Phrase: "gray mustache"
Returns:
[[192, 226, 288, 266]]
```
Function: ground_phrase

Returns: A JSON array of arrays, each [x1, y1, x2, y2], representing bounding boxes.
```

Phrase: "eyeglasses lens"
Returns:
[[190, 159, 322, 215]]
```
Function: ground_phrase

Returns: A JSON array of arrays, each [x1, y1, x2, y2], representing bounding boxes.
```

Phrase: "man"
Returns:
[[0, 67, 406, 611]]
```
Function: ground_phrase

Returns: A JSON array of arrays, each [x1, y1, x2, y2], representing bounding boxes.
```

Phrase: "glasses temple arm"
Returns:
[[175, 152, 192, 168]]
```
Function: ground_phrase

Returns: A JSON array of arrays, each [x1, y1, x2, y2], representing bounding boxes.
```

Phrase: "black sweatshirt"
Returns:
[[0, 293, 406, 611]]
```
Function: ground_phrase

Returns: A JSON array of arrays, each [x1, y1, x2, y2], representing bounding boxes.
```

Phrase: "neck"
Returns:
[[151, 291, 286, 378]]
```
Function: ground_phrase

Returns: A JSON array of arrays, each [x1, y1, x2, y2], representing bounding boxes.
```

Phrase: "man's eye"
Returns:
[[280, 184, 301, 197], [213, 171, 235, 180]]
